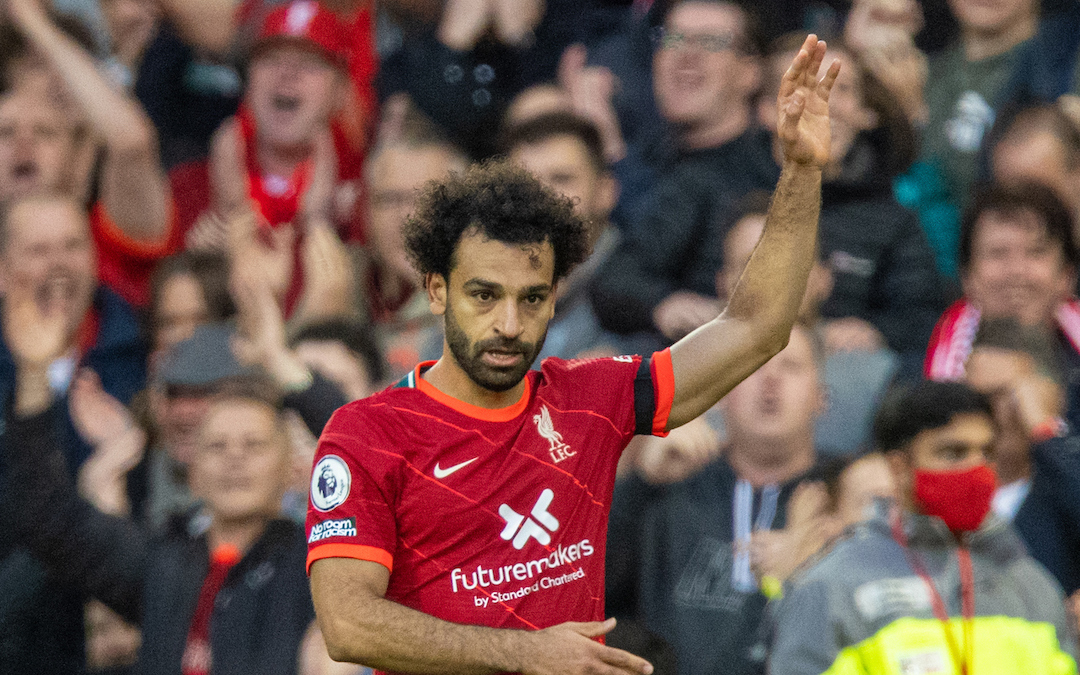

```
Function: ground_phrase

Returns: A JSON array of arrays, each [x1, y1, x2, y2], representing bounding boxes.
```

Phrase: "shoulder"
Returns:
[[788, 520, 895, 594]]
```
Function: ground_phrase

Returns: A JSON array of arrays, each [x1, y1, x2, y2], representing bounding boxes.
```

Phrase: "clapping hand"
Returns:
[[70, 369, 146, 515], [3, 280, 72, 415], [777, 35, 841, 169]]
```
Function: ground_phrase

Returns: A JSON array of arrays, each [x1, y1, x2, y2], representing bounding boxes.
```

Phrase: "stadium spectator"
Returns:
[[360, 119, 468, 379], [1, 0, 175, 307], [1, 284, 332, 673], [903, 0, 1039, 276], [0, 194, 145, 672], [746, 451, 896, 588], [504, 111, 629, 359], [769, 381, 1078, 675], [758, 40, 941, 365], [607, 323, 826, 675], [964, 318, 1080, 596], [925, 182, 1080, 431], [170, 1, 365, 314], [147, 251, 236, 364], [377, 0, 587, 158], [291, 318, 386, 401], [591, 0, 773, 344], [137, 0, 376, 168], [990, 102, 1080, 247]]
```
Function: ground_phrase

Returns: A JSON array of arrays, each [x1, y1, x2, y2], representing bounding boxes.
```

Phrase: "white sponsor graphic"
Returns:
[[311, 455, 351, 512], [613, 355, 634, 363], [433, 457, 479, 479], [285, 0, 318, 34], [533, 406, 574, 463], [451, 538, 594, 594], [854, 577, 933, 621], [896, 650, 949, 674], [500, 488, 559, 549], [308, 517, 357, 543]]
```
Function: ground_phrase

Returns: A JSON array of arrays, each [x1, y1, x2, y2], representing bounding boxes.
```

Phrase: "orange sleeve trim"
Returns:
[[651, 348, 675, 435], [415, 363, 532, 422], [306, 543, 393, 575], [91, 199, 177, 257]]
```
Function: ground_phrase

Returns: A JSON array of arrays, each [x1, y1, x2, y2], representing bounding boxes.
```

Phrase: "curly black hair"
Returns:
[[403, 159, 590, 285]]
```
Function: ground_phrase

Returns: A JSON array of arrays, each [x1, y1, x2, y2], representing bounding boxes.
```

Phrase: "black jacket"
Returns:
[[817, 137, 945, 356], [4, 407, 315, 675], [590, 129, 781, 335], [590, 130, 944, 358], [1014, 434, 1080, 595]]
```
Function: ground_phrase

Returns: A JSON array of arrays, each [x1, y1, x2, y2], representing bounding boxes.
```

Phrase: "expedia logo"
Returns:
[[308, 517, 357, 543]]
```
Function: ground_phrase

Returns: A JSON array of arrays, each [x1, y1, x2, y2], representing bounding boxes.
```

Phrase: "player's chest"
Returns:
[[391, 404, 621, 545]]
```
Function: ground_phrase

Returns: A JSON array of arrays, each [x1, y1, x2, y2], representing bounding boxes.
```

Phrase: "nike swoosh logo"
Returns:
[[433, 457, 479, 479]]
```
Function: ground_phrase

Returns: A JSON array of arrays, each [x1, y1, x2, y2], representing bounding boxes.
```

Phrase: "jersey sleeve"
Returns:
[[541, 348, 674, 438], [305, 404, 402, 575]]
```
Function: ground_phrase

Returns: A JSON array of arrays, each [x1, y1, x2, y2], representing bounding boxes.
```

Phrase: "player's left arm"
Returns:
[[9, 0, 170, 243], [666, 35, 839, 430]]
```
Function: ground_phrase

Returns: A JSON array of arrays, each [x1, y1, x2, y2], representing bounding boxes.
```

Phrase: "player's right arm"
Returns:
[[311, 557, 653, 675]]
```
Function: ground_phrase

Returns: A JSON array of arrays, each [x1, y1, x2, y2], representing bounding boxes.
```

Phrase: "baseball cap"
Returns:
[[254, 1, 349, 68], [159, 322, 259, 389]]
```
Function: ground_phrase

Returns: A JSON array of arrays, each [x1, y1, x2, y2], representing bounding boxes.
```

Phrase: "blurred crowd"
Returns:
[[0, 0, 1079, 672]]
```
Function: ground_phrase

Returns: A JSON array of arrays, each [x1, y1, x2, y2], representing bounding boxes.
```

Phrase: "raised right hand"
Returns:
[[518, 618, 653, 675]]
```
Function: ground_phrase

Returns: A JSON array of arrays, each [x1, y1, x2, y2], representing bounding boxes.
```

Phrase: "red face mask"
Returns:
[[913, 464, 997, 533]]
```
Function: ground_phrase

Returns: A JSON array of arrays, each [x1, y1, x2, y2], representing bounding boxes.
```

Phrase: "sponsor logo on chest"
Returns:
[[449, 488, 594, 607]]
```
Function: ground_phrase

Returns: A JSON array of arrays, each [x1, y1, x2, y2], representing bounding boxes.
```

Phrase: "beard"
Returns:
[[443, 300, 547, 392]]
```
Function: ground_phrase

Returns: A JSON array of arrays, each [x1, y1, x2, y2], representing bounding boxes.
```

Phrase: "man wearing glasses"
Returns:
[[592, 0, 780, 346]]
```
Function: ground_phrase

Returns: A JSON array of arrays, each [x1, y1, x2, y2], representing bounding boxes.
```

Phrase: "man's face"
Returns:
[[0, 198, 96, 331], [889, 413, 996, 507], [962, 210, 1074, 326], [653, 2, 755, 130], [430, 232, 556, 392], [721, 326, 823, 446], [366, 145, 463, 284], [992, 132, 1080, 222], [509, 135, 614, 223], [247, 44, 342, 151], [158, 387, 214, 466], [949, 0, 1036, 36], [965, 347, 1035, 477], [0, 89, 79, 201], [153, 272, 209, 355], [191, 398, 291, 523]]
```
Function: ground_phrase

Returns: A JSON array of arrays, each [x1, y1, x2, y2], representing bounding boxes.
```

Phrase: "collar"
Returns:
[[398, 361, 533, 422]]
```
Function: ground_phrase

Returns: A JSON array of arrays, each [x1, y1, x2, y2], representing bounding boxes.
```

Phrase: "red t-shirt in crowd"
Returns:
[[91, 201, 182, 308], [305, 352, 674, 642]]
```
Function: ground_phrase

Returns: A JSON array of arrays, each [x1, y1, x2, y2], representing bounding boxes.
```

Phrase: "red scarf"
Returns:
[[925, 298, 1080, 379], [181, 545, 241, 675]]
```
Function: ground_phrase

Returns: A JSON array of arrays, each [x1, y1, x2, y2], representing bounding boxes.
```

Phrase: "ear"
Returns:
[[427, 273, 447, 315]]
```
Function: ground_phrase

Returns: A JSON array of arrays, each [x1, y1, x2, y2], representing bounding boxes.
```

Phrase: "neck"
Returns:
[[680, 107, 749, 151], [257, 141, 310, 178], [423, 353, 527, 410], [208, 515, 270, 557], [963, 17, 1035, 61], [726, 432, 815, 488]]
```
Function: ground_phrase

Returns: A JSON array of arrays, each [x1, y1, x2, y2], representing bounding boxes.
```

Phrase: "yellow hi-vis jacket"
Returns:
[[769, 505, 1078, 675]]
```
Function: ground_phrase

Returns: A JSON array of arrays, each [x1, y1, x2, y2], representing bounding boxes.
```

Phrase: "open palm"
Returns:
[[777, 35, 841, 168]]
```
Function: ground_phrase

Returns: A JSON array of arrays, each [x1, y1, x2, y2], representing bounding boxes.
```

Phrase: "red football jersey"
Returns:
[[306, 351, 674, 638]]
